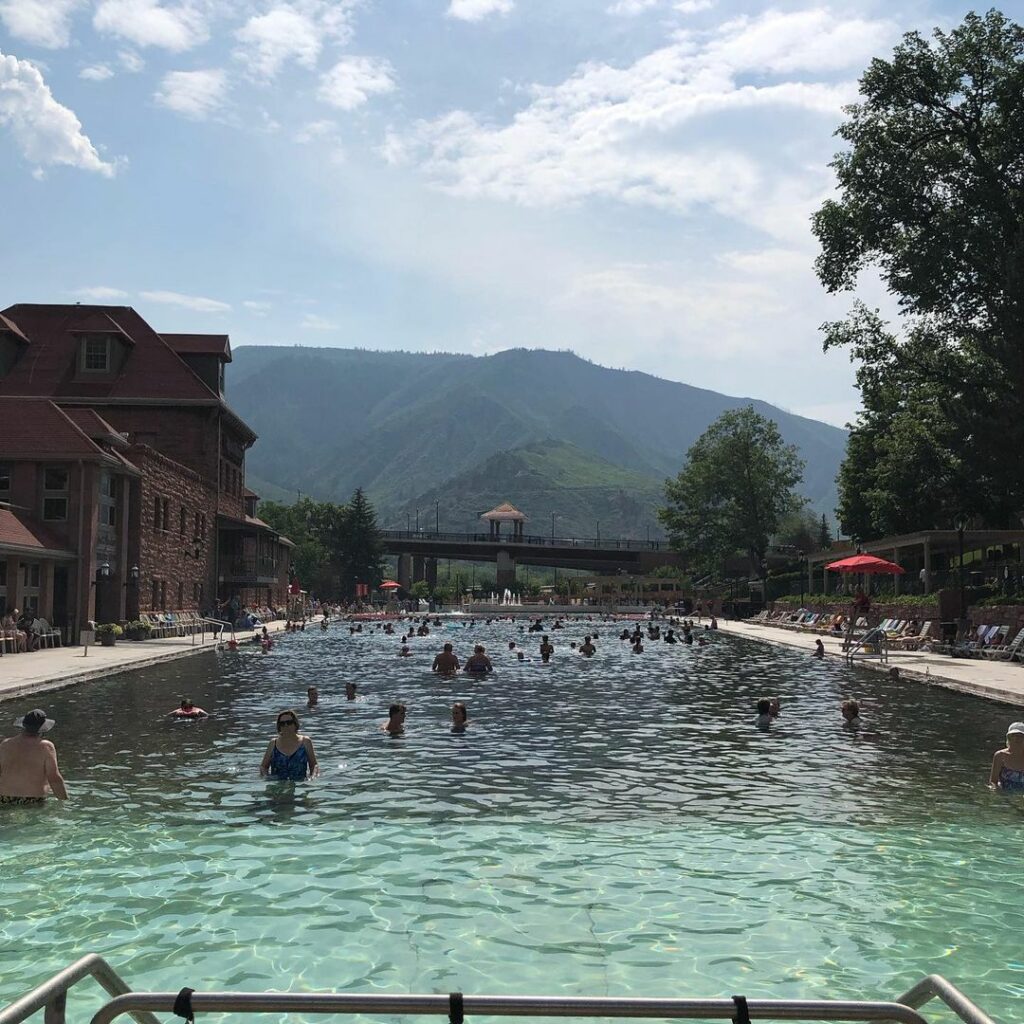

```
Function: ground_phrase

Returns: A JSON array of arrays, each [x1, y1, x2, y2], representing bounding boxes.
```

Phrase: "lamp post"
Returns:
[[760, 557, 769, 607], [406, 511, 410, 533], [798, 551, 805, 607], [551, 512, 555, 541], [415, 508, 420, 533], [435, 501, 439, 534], [955, 514, 967, 628]]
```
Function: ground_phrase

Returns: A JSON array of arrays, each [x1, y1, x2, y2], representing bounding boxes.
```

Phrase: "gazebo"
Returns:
[[481, 502, 528, 540]]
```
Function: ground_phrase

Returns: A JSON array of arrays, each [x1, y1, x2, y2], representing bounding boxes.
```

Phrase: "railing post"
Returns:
[[43, 991, 66, 1024]]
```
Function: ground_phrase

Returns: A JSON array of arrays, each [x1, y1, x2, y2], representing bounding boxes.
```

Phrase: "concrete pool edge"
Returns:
[[717, 619, 1024, 709]]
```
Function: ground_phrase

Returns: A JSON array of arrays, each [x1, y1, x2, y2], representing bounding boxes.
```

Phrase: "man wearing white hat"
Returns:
[[0, 709, 69, 804]]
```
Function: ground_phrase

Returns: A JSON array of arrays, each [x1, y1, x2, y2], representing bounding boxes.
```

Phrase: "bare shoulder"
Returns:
[[41, 739, 56, 752]]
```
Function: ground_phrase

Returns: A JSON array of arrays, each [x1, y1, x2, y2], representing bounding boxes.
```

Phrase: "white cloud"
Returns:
[[0, 0, 82, 49], [675, 0, 715, 12], [119, 49, 145, 71], [446, 0, 513, 22], [154, 69, 227, 119], [717, 247, 809, 276], [0, 52, 119, 177], [80, 64, 115, 81], [93, 0, 209, 52], [294, 119, 336, 142], [301, 313, 337, 329], [392, 9, 892, 238], [607, 0, 658, 15], [141, 290, 231, 313], [74, 286, 129, 300], [243, 300, 272, 316], [318, 56, 395, 110], [234, 1, 359, 79]]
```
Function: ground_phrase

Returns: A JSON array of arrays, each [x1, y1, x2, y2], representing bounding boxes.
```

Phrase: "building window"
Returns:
[[180, 507, 187, 537], [153, 496, 169, 531], [0, 463, 9, 500], [151, 579, 158, 611], [20, 563, 40, 617], [154, 496, 162, 530], [160, 580, 166, 610], [82, 336, 110, 373], [99, 471, 116, 529], [43, 466, 69, 522], [177, 581, 184, 607]]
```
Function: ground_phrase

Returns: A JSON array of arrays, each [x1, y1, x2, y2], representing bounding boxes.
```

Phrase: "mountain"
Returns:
[[228, 346, 847, 525], [402, 440, 666, 538]]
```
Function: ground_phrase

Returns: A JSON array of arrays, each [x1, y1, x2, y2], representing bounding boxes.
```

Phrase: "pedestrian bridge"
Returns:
[[379, 529, 686, 588]]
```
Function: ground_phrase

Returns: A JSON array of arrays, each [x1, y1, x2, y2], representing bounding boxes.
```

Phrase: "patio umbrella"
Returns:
[[379, 580, 401, 589], [825, 554, 905, 575]]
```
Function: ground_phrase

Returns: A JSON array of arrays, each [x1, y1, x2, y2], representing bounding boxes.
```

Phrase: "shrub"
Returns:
[[95, 623, 124, 638]]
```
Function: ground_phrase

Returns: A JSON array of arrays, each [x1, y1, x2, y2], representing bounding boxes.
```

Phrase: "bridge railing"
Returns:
[[380, 530, 667, 551]]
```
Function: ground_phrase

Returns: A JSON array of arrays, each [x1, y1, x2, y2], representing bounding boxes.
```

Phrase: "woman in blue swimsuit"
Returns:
[[989, 722, 1024, 792], [260, 710, 319, 781]]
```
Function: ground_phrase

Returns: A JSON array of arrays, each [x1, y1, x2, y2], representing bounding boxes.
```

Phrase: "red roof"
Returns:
[[0, 508, 75, 558], [0, 304, 218, 402], [162, 333, 232, 362], [61, 407, 130, 448], [0, 397, 116, 458]]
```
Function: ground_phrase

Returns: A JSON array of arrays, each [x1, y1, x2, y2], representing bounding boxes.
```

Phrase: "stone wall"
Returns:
[[127, 444, 217, 614]]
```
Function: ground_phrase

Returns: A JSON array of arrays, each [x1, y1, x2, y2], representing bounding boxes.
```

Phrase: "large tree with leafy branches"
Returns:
[[659, 407, 806, 581], [813, 10, 1024, 537]]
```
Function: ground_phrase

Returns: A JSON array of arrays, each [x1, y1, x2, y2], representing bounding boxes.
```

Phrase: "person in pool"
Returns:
[[0, 709, 68, 803], [433, 643, 460, 675], [813, 639, 825, 658], [755, 698, 773, 730], [345, 682, 358, 701], [169, 699, 208, 719], [464, 645, 493, 674], [632, 638, 644, 654], [539, 636, 554, 663], [307, 687, 319, 707], [381, 704, 407, 736], [580, 636, 596, 657], [990, 721, 1024, 792], [841, 699, 861, 729], [451, 702, 469, 733], [399, 644, 412, 657], [260, 710, 319, 780]]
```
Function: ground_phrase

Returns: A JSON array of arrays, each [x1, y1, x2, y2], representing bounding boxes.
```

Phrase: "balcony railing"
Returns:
[[380, 530, 667, 551]]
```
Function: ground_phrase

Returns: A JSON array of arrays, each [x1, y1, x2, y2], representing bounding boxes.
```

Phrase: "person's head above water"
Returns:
[[307, 687, 318, 704], [474, 645, 485, 653], [841, 699, 860, 721], [20, 708, 54, 735], [443, 642, 453, 652], [517, 651, 525, 660], [180, 699, 193, 711], [757, 698, 772, 715], [1006, 721, 1024, 750], [345, 682, 357, 700], [276, 709, 300, 732], [451, 702, 468, 726]]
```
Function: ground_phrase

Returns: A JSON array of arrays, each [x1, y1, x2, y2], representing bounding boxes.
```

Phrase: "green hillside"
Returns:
[[389, 440, 665, 539], [228, 346, 847, 527]]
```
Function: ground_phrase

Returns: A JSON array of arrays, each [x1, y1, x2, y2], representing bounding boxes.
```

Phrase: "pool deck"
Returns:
[[718, 617, 1024, 708], [0, 619, 297, 705]]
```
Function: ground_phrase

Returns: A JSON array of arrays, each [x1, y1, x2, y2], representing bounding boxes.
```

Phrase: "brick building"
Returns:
[[0, 303, 292, 639]]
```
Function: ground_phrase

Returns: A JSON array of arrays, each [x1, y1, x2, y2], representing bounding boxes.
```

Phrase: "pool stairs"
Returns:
[[0, 955, 998, 1024]]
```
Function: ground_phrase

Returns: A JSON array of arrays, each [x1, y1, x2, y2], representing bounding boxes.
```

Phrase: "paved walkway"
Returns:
[[718, 618, 1024, 708], [0, 619, 296, 705]]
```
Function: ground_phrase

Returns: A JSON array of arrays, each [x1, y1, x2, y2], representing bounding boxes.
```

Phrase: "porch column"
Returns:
[[893, 549, 900, 595], [6, 556, 20, 614], [40, 561, 54, 621], [922, 539, 932, 595]]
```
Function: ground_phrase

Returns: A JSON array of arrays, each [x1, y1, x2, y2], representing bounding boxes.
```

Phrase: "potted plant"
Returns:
[[127, 620, 153, 641], [96, 623, 124, 647]]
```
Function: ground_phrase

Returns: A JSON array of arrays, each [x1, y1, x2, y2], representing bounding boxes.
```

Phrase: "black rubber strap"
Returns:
[[732, 996, 751, 1024], [449, 992, 464, 1024], [173, 987, 196, 1024]]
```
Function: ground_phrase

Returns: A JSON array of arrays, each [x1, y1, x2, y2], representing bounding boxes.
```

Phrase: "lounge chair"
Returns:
[[891, 621, 931, 650], [982, 627, 1024, 661]]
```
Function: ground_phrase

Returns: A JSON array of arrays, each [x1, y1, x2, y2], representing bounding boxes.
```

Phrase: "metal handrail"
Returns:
[[896, 975, 997, 1024], [844, 626, 889, 664], [0, 955, 159, 1024], [89, 993, 930, 1024]]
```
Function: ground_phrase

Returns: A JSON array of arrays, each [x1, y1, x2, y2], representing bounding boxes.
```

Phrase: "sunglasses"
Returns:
[[277, 719, 298, 728]]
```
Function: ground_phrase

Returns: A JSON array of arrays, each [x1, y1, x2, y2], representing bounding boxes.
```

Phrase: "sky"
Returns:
[[0, 0, 976, 427]]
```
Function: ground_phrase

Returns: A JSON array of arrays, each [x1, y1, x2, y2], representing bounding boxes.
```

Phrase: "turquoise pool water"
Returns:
[[1, 620, 1021, 1024]]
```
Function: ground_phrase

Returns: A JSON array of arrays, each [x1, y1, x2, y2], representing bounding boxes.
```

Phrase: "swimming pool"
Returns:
[[1, 621, 1020, 1024]]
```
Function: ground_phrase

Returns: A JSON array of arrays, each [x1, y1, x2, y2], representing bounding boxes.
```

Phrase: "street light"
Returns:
[[415, 507, 420, 532], [435, 500, 439, 534], [551, 512, 555, 541], [798, 550, 805, 607]]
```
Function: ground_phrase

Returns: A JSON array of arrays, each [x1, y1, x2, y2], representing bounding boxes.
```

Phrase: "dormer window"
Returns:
[[81, 335, 111, 373]]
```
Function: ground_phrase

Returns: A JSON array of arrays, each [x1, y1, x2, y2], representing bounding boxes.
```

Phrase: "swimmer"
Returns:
[[841, 699, 861, 729], [381, 703, 407, 737], [813, 639, 825, 658], [508, 641, 516, 650], [769, 696, 781, 719], [710, 617, 718, 629], [433, 643, 460, 674], [321, 617, 328, 631], [307, 687, 319, 707], [169, 699, 208, 719], [464, 645, 494, 674], [0, 709, 68, 803], [451, 702, 469, 733], [260, 710, 319, 779], [990, 722, 1024, 791], [570, 641, 577, 649], [632, 639, 644, 653], [755, 698, 773, 730], [539, 636, 554, 663], [345, 683, 358, 701], [516, 651, 526, 662], [226, 637, 239, 650], [399, 644, 412, 657], [580, 636, 596, 657]]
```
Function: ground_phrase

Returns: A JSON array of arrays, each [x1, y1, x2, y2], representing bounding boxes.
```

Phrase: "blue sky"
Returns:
[[0, 0, 976, 426]]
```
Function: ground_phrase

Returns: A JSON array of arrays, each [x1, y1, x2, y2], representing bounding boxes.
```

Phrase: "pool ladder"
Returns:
[[0, 955, 998, 1024]]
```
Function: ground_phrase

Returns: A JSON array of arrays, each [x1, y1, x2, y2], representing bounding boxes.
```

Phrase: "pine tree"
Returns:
[[818, 514, 832, 551], [338, 488, 385, 598]]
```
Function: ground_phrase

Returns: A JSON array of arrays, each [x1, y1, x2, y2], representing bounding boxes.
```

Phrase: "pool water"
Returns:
[[1, 620, 1022, 1024]]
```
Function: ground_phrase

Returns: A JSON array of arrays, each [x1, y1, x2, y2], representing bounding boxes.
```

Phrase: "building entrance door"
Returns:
[[52, 566, 69, 632]]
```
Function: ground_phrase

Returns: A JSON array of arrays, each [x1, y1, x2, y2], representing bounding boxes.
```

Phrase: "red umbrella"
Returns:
[[825, 554, 905, 575], [379, 580, 401, 589]]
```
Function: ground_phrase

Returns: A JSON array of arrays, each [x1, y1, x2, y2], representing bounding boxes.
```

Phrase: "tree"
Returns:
[[659, 407, 806, 579], [813, 11, 1024, 533], [409, 580, 431, 601], [337, 488, 385, 598], [258, 498, 334, 596], [818, 514, 832, 551], [775, 509, 821, 553]]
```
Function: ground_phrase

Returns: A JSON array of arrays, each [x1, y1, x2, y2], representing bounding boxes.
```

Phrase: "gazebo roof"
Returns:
[[481, 501, 528, 522]]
